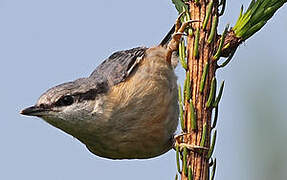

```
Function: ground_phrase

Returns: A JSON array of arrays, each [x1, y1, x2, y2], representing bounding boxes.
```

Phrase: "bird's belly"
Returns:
[[87, 102, 178, 159]]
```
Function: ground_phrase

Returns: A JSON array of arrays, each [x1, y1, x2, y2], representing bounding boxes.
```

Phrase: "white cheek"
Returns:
[[61, 101, 90, 116], [92, 98, 104, 115]]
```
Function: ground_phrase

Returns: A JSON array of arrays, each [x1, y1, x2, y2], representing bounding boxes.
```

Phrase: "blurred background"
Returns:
[[1, 0, 286, 179]]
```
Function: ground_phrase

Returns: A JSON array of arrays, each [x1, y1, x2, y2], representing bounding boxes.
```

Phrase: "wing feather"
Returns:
[[90, 47, 147, 86]]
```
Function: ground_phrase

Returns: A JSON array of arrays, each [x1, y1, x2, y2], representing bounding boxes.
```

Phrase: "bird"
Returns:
[[21, 15, 195, 159]]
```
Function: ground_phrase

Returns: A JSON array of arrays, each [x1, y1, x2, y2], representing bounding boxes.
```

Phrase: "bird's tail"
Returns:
[[159, 25, 179, 68], [159, 25, 175, 47]]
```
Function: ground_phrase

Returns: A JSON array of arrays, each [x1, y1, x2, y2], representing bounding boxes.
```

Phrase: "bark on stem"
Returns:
[[181, 1, 219, 180]]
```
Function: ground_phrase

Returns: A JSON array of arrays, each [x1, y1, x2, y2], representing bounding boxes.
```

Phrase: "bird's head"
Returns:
[[20, 77, 109, 136]]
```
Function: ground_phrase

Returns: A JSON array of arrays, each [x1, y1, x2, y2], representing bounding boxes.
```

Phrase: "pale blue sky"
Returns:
[[1, 0, 287, 180]]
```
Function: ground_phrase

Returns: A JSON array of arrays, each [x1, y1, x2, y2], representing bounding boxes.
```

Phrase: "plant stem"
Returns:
[[181, 1, 219, 180]]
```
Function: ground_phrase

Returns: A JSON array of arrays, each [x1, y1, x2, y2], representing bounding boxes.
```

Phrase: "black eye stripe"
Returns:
[[55, 95, 74, 107], [52, 84, 108, 107]]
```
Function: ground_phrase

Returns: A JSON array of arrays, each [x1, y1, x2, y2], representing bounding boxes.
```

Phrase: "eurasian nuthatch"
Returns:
[[21, 16, 195, 159]]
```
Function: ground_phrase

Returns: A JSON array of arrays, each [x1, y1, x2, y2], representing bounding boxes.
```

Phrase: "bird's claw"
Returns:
[[174, 133, 208, 153], [166, 14, 200, 63]]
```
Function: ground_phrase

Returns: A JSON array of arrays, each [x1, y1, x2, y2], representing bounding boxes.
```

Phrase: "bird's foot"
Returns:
[[166, 13, 200, 63], [173, 133, 208, 153]]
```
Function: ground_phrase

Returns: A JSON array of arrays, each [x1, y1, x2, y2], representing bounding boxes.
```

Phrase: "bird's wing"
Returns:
[[89, 47, 147, 86]]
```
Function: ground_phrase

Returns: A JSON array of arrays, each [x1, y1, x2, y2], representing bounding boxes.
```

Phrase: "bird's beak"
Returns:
[[20, 106, 47, 117]]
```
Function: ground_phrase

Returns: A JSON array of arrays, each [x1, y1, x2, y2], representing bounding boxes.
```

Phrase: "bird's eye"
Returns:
[[39, 103, 46, 109], [55, 95, 74, 107]]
